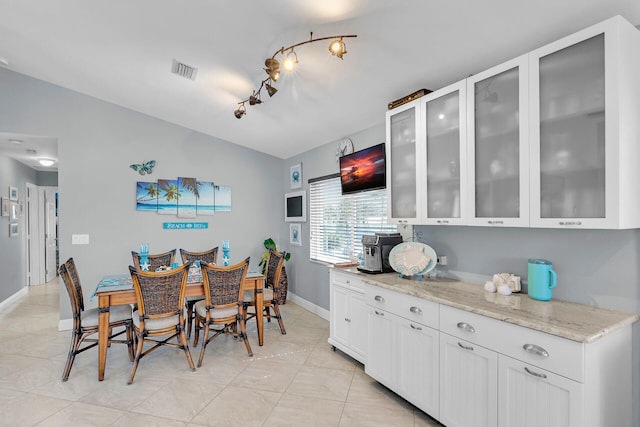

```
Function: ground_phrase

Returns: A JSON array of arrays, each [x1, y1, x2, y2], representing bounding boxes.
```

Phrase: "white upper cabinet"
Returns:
[[467, 55, 529, 227], [529, 16, 640, 229], [422, 81, 468, 225], [387, 99, 423, 224]]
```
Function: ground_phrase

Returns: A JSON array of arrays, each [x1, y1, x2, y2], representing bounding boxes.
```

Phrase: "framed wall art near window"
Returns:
[[284, 191, 306, 222], [1, 197, 9, 217], [9, 202, 18, 221], [290, 163, 302, 189], [9, 186, 18, 201], [290, 223, 302, 246], [9, 222, 18, 237]]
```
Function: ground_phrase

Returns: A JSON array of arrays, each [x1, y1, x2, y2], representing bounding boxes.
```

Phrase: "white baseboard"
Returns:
[[286, 291, 329, 321], [0, 287, 28, 311]]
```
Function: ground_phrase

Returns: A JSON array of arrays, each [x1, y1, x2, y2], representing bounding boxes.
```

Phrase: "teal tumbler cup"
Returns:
[[527, 259, 557, 301]]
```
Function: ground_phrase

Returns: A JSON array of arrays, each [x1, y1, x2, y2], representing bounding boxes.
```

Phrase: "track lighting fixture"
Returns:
[[233, 32, 357, 118]]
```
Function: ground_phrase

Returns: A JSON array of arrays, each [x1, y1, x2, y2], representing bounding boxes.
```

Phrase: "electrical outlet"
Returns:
[[437, 255, 448, 266]]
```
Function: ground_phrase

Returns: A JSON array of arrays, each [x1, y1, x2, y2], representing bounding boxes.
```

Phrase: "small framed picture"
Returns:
[[9, 186, 18, 201], [9, 202, 18, 221], [284, 191, 306, 222], [290, 163, 302, 189], [9, 222, 18, 237], [289, 223, 302, 246], [1, 198, 9, 217]]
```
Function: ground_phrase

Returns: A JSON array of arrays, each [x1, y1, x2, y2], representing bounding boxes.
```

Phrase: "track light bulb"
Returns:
[[264, 58, 280, 82], [282, 51, 298, 72], [329, 39, 347, 59]]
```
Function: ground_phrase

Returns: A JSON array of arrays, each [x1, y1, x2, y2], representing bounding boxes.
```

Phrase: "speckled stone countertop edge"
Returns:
[[332, 267, 639, 344]]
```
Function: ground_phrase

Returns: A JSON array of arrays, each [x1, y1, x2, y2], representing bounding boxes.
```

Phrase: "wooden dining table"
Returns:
[[95, 271, 265, 381]]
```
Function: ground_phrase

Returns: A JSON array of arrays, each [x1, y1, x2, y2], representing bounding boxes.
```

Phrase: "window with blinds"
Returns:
[[309, 175, 397, 264]]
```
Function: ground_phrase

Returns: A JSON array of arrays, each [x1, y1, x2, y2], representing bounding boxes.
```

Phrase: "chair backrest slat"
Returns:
[[131, 249, 177, 271], [59, 258, 84, 315], [202, 257, 250, 308], [266, 250, 285, 292], [180, 247, 218, 265], [129, 263, 189, 318]]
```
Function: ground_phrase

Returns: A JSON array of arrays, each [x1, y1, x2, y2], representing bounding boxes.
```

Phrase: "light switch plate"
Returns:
[[71, 234, 90, 245]]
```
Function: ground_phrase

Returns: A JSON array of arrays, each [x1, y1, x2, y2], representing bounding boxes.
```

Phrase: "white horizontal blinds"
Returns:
[[309, 176, 397, 264]]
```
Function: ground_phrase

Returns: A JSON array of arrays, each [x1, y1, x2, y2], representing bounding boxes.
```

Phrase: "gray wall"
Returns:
[[0, 156, 36, 301], [0, 68, 284, 319], [37, 171, 58, 186]]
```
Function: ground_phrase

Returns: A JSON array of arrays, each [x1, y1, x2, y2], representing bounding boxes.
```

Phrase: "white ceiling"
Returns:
[[0, 0, 639, 170]]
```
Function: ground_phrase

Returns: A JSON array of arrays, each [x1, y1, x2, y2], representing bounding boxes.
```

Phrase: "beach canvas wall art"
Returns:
[[197, 181, 215, 216], [177, 177, 197, 218], [214, 185, 232, 212], [157, 179, 179, 215], [136, 182, 158, 212]]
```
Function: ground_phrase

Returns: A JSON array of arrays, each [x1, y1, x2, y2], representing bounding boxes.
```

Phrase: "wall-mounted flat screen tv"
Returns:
[[339, 143, 386, 195]]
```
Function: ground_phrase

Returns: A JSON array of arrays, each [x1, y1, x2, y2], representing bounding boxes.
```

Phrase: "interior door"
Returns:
[[44, 187, 58, 282]]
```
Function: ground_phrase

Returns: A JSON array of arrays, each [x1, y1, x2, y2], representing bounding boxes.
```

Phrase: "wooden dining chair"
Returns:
[[193, 258, 252, 366], [179, 247, 219, 339], [131, 249, 176, 271], [59, 258, 135, 382], [127, 263, 196, 384], [243, 249, 286, 335]]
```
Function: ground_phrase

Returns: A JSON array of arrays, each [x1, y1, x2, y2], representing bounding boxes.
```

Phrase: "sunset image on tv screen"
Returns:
[[339, 143, 386, 194]]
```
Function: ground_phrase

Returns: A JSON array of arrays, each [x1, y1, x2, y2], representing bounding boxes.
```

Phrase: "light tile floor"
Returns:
[[0, 279, 443, 426]]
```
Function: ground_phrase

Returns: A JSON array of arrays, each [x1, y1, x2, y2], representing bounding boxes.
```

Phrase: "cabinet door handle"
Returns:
[[409, 306, 423, 315], [524, 367, 548, 379], [410, 323, 422, 331], [458, 342, 474, 351], [437, 220, 449, 224], [374, 295, 384, 302], [522, 343, 549, 357], [457, 322, 476, 333], [488, 220, 504, 225], [559, 221, 582, 226], [346, 280, 350, 284], [374, 310, 384, 316], [345, 318, 351, 322]]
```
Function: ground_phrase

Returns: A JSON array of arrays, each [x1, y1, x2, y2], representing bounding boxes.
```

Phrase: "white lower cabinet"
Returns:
[[331, 275, 635, 427], [364, 286, 440, 417], [329, 270, 367, 363], [498, 355, 583, 427], [439, 333, 497, 427]]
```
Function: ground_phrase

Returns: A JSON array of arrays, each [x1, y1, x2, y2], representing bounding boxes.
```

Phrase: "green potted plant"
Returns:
[[259, 238, 291, 304]]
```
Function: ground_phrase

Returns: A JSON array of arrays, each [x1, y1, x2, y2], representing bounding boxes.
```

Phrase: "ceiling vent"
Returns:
[[171, 59, 198, 81]]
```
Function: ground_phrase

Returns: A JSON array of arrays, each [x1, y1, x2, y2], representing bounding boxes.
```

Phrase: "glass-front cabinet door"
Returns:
[[422, 81, 467, 225], [387, 99, 423, 224], [467, 55, 529, 227], [528, 16, 640, 229]]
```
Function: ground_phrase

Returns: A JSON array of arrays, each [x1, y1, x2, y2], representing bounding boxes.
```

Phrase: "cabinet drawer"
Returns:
[[365, 284, 438, 329], [440, 305, 584, 382], [331, 270, 365, 292]]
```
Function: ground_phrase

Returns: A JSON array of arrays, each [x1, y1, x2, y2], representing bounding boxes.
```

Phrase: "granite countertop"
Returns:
[[335, 267, 639, 344]]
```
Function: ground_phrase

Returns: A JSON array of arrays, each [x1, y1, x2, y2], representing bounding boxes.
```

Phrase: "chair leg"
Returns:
[[179, 326, 196, 371], [272, 304, 286, 335], [197, 323, 210, 367], [126, 321, 135, 362], [185, 301, 194, 340], [238, 317, 253, 357], [193, 314, 202, 347], [127, 330, 145, 385], [61, 331, 80, 381], [265, 306, 272, 323]]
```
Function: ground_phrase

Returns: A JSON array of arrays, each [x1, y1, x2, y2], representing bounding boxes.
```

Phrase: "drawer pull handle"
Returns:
[[457, 322, 476, 333], [559, 221, 582, 226], [524, 367, 548, 379], [374, 295, 384, 302], [488, 220, 504, 225], [345, 318, 351, 322], [523, 344, 549, 357], [375, 310, 384, 316], [409, 306, 423, 315], [458, 342, 474, 351], [410, 323, 422, 331], [346, 280, 350, 284]]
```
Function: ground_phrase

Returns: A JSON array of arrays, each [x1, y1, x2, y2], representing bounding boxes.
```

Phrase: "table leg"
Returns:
[[98, 295, 110, 381], [256, 285, 264, 346]]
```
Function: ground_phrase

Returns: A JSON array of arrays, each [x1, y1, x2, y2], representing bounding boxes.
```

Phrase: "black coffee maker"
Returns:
[[357, 232, 403, 274]]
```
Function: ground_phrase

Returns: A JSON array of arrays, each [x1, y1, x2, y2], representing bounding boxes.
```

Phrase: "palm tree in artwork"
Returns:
[[160, 183, 181, 201], [179, 178, 200, 198], [136, 182, 158, 203]]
